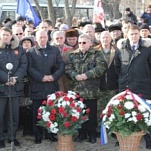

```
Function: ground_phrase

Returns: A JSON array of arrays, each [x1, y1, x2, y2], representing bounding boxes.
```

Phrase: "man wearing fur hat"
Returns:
[[65, 28, 79, 49], [115, 25, 151, 149], [0, 27, 27, 148]]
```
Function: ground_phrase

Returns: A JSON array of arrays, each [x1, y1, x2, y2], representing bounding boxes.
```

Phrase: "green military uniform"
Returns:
[[65, 47, 106, 99], [65, 46, 106, 140]]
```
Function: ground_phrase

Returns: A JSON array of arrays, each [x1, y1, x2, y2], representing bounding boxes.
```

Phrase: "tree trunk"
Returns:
[[47, 0, 56, 27], [32, 0, 44, 20], [64, 0, 77, 27]]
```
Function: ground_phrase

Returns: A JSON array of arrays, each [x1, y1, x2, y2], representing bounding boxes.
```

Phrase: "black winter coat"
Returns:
[[27, 44, 65, 100], [0, 36, 27, 97], [115, 38, 151, 99]]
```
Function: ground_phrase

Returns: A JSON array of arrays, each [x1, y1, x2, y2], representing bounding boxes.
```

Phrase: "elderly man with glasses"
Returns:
[[65, 34, 106, 143]]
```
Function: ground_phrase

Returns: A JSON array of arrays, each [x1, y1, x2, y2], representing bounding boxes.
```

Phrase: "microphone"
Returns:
[[6, 63, 13, 70]]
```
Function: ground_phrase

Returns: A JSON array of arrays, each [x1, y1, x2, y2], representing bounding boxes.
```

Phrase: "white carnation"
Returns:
[[143, 112, 149, 118], [42, 112, 50, 122], [48, 94, 56, 100], [77, 101, 85, 108], [125, 113, 131, 118], [132, 111, 137, 116], [109, 114, 115, 122], [132, 116, 137, 123], [138, 105, 146, 113], [124, 101, 134, 110], [125, 94, 133, 100], [111, 99, 120, 106]]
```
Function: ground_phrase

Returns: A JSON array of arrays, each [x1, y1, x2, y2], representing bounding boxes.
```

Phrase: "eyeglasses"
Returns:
[[78, 42, 87, 44], [16, 33, 23, 36]]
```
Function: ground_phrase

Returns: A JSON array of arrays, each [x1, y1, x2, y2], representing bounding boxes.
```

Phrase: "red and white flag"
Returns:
[[93, 0, 104, 27]]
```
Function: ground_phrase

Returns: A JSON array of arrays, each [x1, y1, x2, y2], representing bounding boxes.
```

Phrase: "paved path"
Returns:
[[0, 130, 149, 151]]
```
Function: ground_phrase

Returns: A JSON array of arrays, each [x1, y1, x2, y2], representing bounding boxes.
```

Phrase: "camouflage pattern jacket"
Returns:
[[65, 47, 106, 99]]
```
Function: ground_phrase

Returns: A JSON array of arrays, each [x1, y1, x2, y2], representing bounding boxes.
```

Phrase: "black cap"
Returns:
[[139, 23, 150, 31], [16, 16, 25, 22], [108, 24, 121, 32], [3, 18, 12, 24]]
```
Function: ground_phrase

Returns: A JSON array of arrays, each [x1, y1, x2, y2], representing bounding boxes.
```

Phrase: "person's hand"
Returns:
[[6, 77, 17, 86], [42, 75, 54, 82], [81, 74, 88, 80], [75, 75, 83, 81]]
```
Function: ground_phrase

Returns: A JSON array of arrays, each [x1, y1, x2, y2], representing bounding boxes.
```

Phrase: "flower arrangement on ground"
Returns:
[[37, 91, 89, 135], [101, 89, 151, 137]]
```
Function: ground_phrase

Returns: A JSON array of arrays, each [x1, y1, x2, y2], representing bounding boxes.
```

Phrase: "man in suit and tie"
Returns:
[[115, 24, 151, 149]]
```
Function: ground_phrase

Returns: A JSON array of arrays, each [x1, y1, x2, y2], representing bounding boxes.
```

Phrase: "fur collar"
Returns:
[[117, 38, 151, 50], [0, 35, 19, 49]]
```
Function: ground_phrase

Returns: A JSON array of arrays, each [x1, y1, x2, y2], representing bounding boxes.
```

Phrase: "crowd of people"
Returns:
[[0, 4, 151, 149]]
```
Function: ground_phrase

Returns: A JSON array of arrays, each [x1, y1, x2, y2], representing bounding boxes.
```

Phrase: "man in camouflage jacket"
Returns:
[[65, 34, 106, 143]]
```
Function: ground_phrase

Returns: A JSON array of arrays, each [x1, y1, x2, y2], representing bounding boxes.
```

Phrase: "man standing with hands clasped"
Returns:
[[115, 24, 151, 149], [65, 34, 106, 143], [27, 30, 65, 144]]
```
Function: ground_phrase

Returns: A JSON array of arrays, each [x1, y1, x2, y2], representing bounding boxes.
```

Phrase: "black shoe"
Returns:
[[45, 135, 57, 142], [8, 139, 20, 146], [0, 140, 5, 148], [115, 141, 119, 146], [74, 135, 87, 142], [146, 141, 151, 149], [87, 136, 96, 144], [34, 138, 42, 144]]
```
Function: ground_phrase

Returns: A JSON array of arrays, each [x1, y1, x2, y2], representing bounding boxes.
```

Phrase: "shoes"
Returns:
[[8, 139, 20, 146], [34, 138, 42, 144], [146, 141, 151, 149], [115, 141, 119, 146], [87, 136, 96, 144], [74, 135, 87, 142], [0, 140, 5, 148], [45, 135, 57, 142]]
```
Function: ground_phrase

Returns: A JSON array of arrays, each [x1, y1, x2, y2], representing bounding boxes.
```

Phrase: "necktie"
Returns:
[[131, 45, 136, 53]]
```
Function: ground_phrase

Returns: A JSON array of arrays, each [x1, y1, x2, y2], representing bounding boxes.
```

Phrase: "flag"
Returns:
[[17, 0, 41, 27], [93, 0, 104, 27]]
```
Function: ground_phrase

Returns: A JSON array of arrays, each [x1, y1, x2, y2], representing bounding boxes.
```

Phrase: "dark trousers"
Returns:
[[33, 99, 44, 139], [0, 97, 19, 141], [79, 99, 97, 137]]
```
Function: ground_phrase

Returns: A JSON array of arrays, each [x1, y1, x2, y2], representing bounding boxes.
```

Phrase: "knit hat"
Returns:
[[139, 23, 150, 31], [65, 28, 79, 37]]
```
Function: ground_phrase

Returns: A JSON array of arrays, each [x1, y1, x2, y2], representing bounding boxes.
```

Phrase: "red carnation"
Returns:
[[37, 115, 42, 119], [48, 100, 53, 106], [117, 105, 123, 109], [37, 108, 41, 113], [55, 92, 61, 98], [42, 100, 47, 105], [136, 114, 143, 121], [70, 102, 75, 108], [86, 108, 90, 113], [82, 116, 86, 121], [79, 98, 84, 102], [64, 96, 69, 101], [51, 109, 56, 114], [59, 107, 65, 114], [69, 97, 73, 102], [118, 95, 125, 101], [46, 122, 51, 127], [64, 121, 70, 127], [119, 110, 125, 116], [49, 114, 55, 121], [71, 116, 78, 122], [76, 108, 81, 112], [63, 112, 68, 117]]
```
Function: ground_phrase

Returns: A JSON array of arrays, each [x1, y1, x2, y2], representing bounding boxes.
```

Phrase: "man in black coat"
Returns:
[[115, 25, 151, 149], [27, 30, 65, 144], [0, 27, 27, 148]]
